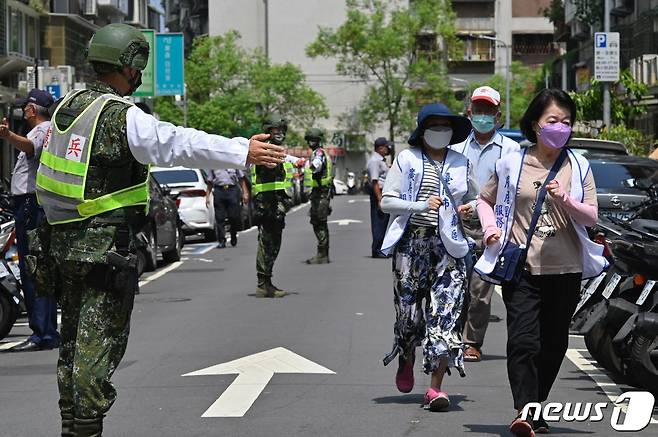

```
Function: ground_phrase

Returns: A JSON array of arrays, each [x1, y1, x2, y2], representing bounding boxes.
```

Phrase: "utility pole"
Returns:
[[183, 83, 188, 128], [263, 0, 269, 59], [603, 0, 611, 129]]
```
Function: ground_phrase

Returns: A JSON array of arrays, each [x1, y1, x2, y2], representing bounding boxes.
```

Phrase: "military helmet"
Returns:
[[87, 24, 150, 71], [262, 113, 288, 132], [304, 128, 324, 141]]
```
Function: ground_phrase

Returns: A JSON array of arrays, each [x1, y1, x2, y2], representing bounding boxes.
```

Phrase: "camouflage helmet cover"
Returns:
[[304, 128, 324, 141], [87, 24, 150, 71], [262, 113, 288, 132]]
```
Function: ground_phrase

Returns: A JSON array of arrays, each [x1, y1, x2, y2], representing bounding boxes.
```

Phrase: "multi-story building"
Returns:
[[450, 0, 554, 85], [164, 0, 207, 53], [559, 0, 658, 137]]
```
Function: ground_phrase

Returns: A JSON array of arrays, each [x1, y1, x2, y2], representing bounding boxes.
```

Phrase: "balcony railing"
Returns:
[[455, 17, 495, 32]]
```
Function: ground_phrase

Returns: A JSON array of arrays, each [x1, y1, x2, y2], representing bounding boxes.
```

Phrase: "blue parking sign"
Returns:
[[595, 33, 607, 48], [46, 84, 61, 99], [156, 33, 185, 96]]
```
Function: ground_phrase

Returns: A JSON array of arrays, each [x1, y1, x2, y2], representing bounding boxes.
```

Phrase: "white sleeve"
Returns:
[[381, 196, 429, 215], [126, 106, 249, 169], [285, 154, 300, 164]]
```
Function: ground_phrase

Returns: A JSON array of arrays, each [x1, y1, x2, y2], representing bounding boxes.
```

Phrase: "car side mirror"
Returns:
[[162, 184, 172, 196]]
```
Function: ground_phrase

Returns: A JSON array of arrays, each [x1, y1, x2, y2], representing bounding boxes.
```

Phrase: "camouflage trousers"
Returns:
[[309, 189, 332, 251], [257, 220, 284, 279], [56, 261, 135, 420], [386, 226, 467, 376]]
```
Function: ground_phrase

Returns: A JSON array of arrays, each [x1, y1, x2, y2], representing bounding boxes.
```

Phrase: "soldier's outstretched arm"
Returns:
[[125, 107, 285, 169]]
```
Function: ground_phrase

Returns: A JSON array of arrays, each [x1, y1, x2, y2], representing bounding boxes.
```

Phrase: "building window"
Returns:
[[416, 33, 439, 62], [512, 34, 553, 56], [27, 16, 37, 58], [456, 36, 494, 61], [9, 8, 24, 54]]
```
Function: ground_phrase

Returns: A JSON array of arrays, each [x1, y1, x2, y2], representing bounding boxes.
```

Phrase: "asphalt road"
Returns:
[[0, 195, 656, 437]]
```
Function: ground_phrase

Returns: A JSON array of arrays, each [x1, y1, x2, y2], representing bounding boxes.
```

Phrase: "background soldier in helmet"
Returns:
[[252, 114, 304, 297], [303, 128, 333, 264], [31, 24, 285, 437]]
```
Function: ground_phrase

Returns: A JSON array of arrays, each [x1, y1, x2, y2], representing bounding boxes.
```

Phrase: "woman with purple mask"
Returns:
[[474, 89, 607, 437]]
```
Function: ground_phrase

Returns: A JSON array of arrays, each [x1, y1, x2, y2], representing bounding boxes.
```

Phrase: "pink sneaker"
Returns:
[[424, 388, 450, 412], [395, 356, 414, 393]]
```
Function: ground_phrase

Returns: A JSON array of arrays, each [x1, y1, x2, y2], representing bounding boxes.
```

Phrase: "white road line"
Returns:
[[239, 226, 256, 234], [0, 340, 24, 350], [290, 203, 310, 213], [566, 349, 658, 424], [139, 261, 183, 288]]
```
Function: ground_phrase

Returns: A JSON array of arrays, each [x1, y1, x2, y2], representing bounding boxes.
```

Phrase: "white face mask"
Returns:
[[423, 126, 453, 150]]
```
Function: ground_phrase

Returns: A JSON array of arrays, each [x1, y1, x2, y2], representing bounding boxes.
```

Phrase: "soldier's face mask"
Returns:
[[124, 67, 143, 96]]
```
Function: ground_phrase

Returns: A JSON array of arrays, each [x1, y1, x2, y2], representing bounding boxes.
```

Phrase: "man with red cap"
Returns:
[[451, 86, 520, 362]]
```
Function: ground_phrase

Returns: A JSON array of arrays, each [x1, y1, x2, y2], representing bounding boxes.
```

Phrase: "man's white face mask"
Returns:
[[423, 126, 453, 150]]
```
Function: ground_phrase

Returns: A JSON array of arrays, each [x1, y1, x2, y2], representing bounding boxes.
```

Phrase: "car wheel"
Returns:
[[136, 250, 146, 277], [204, 225, 217, 242], [143, 227, 158, 272], [163, 225, 183, 263], [0, 291, 19, 341]]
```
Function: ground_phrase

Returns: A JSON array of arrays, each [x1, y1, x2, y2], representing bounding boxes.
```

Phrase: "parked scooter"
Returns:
[[572, 178, 658, 393], [346, 171, 357, 195], [0, 220, 25, 341]]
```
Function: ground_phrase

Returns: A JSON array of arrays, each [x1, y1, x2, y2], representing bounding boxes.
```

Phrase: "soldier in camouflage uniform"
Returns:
[[29, 24, 285, 437], [304, 128, 333, 264], [252, 114, 302, 297]]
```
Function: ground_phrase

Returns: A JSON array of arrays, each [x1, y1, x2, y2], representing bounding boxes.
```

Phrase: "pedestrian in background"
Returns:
[[207, 169, 249, 248], [451, 86, 520, 362], [380, 103, 478, 412], [474, 89, 607, 436], [367, 137, 392, 258], [303, 128, 333, 264], [0, 89, 60, 352]]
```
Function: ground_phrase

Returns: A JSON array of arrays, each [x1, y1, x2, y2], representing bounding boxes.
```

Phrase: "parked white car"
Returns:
[[150, 167, 216, 240]]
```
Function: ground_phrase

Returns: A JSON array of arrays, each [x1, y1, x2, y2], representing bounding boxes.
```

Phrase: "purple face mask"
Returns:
[[537, 122, 572, 149]]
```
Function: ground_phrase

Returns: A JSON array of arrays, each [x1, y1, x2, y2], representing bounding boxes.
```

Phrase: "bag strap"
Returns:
[[524, 148, 568, 248], [423, 149, 469, 241]]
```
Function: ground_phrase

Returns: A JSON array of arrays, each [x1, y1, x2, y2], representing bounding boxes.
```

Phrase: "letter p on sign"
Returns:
[[596, 34, 607, 48]]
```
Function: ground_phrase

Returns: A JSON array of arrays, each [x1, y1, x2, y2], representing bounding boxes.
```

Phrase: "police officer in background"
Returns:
[[303, 128, 333, 264], [31, 24, 285, 437], [367, 137, 392, 258], [207, 168, 249, 248], [252, 114, 303, 297], [0, 89, 60, 352]]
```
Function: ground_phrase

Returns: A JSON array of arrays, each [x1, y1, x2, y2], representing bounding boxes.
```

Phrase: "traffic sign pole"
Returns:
[[603, 0, 611, 129]]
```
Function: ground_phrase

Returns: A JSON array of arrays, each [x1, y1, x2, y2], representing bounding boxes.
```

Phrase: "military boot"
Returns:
[[305, 246, 330, 264], [73, 417, 103, 437], [61, 413, 74, 437], [256, 275, 287, 298]]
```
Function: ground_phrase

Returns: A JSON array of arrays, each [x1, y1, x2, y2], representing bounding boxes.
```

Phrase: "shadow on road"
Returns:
[[372, 393, 469, 411], [463, 423, 594, 435]]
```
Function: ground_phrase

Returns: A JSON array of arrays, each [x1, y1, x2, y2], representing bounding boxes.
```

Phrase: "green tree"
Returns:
[[306, 0, 461, 143], [569, 69, 648, 126], [155, 32, 328, 140], [470, 61, 543, 129]]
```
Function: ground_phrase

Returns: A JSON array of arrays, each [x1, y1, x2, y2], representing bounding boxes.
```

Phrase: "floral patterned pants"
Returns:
[[387, 226, 467, 375]]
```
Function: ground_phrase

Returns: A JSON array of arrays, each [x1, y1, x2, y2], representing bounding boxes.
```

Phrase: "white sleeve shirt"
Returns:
[[125, 106, 249, 169]]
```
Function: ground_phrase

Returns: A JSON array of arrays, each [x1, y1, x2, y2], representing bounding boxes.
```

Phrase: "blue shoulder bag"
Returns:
[[489, 149, 567, 284]]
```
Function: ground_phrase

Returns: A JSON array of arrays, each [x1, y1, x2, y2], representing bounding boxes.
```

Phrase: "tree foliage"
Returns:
[[569, 69, 648, 126], [155, 32, 328, 140], [306, 0, 461, 142], [470, 61, 543, 130]]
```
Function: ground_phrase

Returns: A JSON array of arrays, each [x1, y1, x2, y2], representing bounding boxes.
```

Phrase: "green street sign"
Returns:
[[134, 29, 155, 97]]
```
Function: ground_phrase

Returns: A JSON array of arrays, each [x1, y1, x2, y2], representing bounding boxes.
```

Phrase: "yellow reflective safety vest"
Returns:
[[304, 148, 333, 189], [36, 91, 149, 225], [251, 162, 294, 197]]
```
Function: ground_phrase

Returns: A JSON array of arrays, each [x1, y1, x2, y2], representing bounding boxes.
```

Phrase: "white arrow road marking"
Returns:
[[182, 347, 335, 417], [328, 219, 363, 226]]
